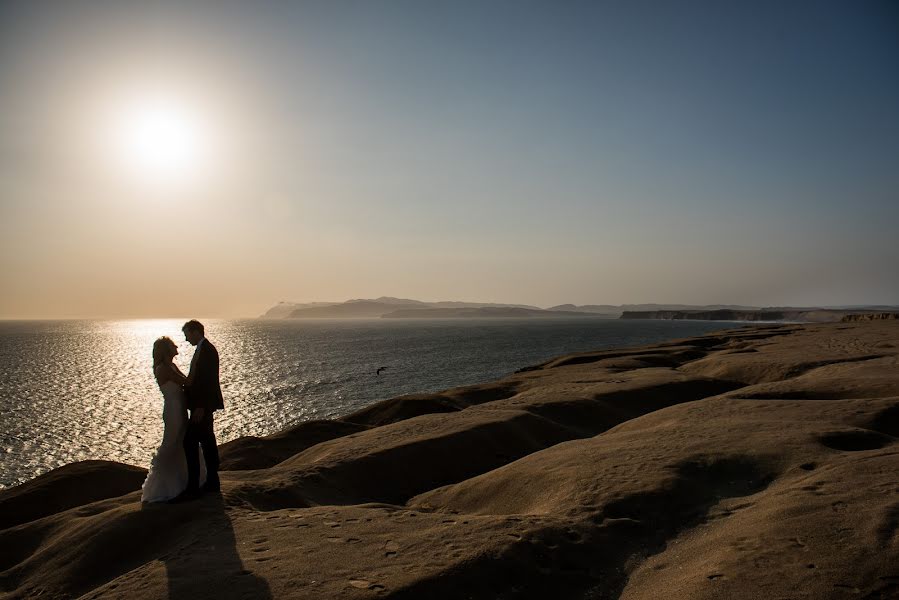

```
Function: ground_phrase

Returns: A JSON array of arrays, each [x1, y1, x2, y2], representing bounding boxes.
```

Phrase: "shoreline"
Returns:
[[1, 321, 897, 598]]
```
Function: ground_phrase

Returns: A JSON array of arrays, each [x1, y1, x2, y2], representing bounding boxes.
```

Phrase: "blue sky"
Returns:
[[1, 1, 897, 316]]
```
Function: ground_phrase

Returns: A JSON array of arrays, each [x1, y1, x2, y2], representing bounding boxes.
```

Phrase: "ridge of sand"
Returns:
[[1, 322, 897, 599]]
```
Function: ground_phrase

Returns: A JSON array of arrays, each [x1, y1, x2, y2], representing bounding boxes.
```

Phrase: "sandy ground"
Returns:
[[1, 321, 897, 599]]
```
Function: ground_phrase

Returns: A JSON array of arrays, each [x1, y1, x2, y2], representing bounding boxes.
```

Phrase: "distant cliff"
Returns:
[[267, 300, 763, 320], [382, 307, 608, 319], [620, 309, 854, 322], [289, 301, 408, 318], [264, 299, 899, 321], [841, 312, 899, 322], [284, 298, 544, 319], [260, 301, 344, 318], [547, 303, 758, 317]]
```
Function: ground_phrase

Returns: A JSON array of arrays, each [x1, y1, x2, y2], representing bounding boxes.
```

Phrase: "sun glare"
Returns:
[[108, 94, 209, 183]]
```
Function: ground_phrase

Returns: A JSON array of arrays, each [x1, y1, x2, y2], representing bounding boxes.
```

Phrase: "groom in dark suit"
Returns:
[[177, 319, 223, 500]]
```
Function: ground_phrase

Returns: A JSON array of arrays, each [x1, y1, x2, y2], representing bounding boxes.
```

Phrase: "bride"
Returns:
[[142, 336, 205, 502]]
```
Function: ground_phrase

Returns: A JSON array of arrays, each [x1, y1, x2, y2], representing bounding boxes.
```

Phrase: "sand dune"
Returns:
[[1, 322, 897, 599], [0, 461, 147, 531]]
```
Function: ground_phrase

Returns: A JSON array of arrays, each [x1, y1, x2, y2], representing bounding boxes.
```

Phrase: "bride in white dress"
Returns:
[[141, 336, 205, 503]]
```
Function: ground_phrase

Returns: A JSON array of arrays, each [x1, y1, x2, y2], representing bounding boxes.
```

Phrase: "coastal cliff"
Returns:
[[272, 298, 543, 319], [2, 321, 898, 599], [266, 300, 772, 320], [381, 307, 608, 318], [621, 308, 857, 322], [841, 312, 899, 322]]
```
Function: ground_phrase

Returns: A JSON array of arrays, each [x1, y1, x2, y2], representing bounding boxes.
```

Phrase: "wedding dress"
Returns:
[[141, 380, 206, 502]]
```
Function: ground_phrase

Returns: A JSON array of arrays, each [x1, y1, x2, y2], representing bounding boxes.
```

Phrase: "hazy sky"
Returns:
[[1, 1, 897, 318]]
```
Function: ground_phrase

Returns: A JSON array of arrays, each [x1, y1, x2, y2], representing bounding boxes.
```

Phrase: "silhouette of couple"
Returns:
[[142, 320, 223, 503]]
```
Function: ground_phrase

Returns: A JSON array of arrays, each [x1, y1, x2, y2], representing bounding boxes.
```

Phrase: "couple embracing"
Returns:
[[141, 320, 223, 503]]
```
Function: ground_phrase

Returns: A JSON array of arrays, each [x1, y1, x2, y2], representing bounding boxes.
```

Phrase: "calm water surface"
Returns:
[[0, 318, 737, 488]]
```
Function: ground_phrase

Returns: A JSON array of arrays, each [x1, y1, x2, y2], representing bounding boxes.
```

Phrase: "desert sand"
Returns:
[[1, 321, 898, 599]]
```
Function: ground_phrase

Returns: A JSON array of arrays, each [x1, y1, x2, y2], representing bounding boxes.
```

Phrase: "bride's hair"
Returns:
[[152, 337, 176, 375]]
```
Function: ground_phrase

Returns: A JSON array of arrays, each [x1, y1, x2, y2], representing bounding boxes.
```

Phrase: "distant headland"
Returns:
[[261, 298, 899, 322]]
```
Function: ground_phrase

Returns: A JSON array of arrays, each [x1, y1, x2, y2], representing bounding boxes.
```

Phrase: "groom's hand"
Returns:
[[190, 407, 205, 423]]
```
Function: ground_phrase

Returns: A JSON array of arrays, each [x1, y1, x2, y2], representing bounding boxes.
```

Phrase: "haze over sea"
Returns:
[[0, 318, 735, 488]]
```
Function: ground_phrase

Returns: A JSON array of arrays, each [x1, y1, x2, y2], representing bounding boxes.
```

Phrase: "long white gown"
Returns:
[[141, 379, 206, 502]]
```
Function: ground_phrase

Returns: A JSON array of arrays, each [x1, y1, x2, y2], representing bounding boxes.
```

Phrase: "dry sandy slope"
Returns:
[[1, 322, 897, 599]]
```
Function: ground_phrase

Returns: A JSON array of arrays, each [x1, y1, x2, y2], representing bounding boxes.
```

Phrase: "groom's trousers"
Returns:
[[184, 412, 221, 491]]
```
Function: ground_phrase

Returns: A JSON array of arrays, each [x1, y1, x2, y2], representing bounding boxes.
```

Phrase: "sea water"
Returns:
[[0, 318, 736, 488]]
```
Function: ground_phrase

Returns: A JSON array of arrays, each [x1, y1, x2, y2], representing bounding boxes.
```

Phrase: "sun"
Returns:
[[108, 94, 209, 183]]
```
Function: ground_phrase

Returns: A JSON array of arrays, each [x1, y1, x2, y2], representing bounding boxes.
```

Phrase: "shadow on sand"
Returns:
[[162, 495, 271, 599]]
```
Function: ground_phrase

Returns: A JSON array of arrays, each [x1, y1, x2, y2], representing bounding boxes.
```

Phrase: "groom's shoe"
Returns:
[[169, 488, 201, 504]]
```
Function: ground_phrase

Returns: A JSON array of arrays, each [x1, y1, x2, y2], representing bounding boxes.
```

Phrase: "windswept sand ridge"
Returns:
[[1, 322, 897, 599], [0, 461, 147, 531]]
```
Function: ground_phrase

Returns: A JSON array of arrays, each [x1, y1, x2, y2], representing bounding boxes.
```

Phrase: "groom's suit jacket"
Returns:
[[185, 339, 225, 412]]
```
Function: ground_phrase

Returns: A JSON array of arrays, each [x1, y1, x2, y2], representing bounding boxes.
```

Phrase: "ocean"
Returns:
[[0, 318, 736, 489]]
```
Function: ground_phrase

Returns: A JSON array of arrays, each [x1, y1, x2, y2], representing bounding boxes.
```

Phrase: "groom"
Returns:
[[176, 319, 223, 501]]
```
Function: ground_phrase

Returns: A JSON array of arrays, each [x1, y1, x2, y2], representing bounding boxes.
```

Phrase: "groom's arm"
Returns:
[[188, 355, 204, 421], [188, 346, 217, 421]]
